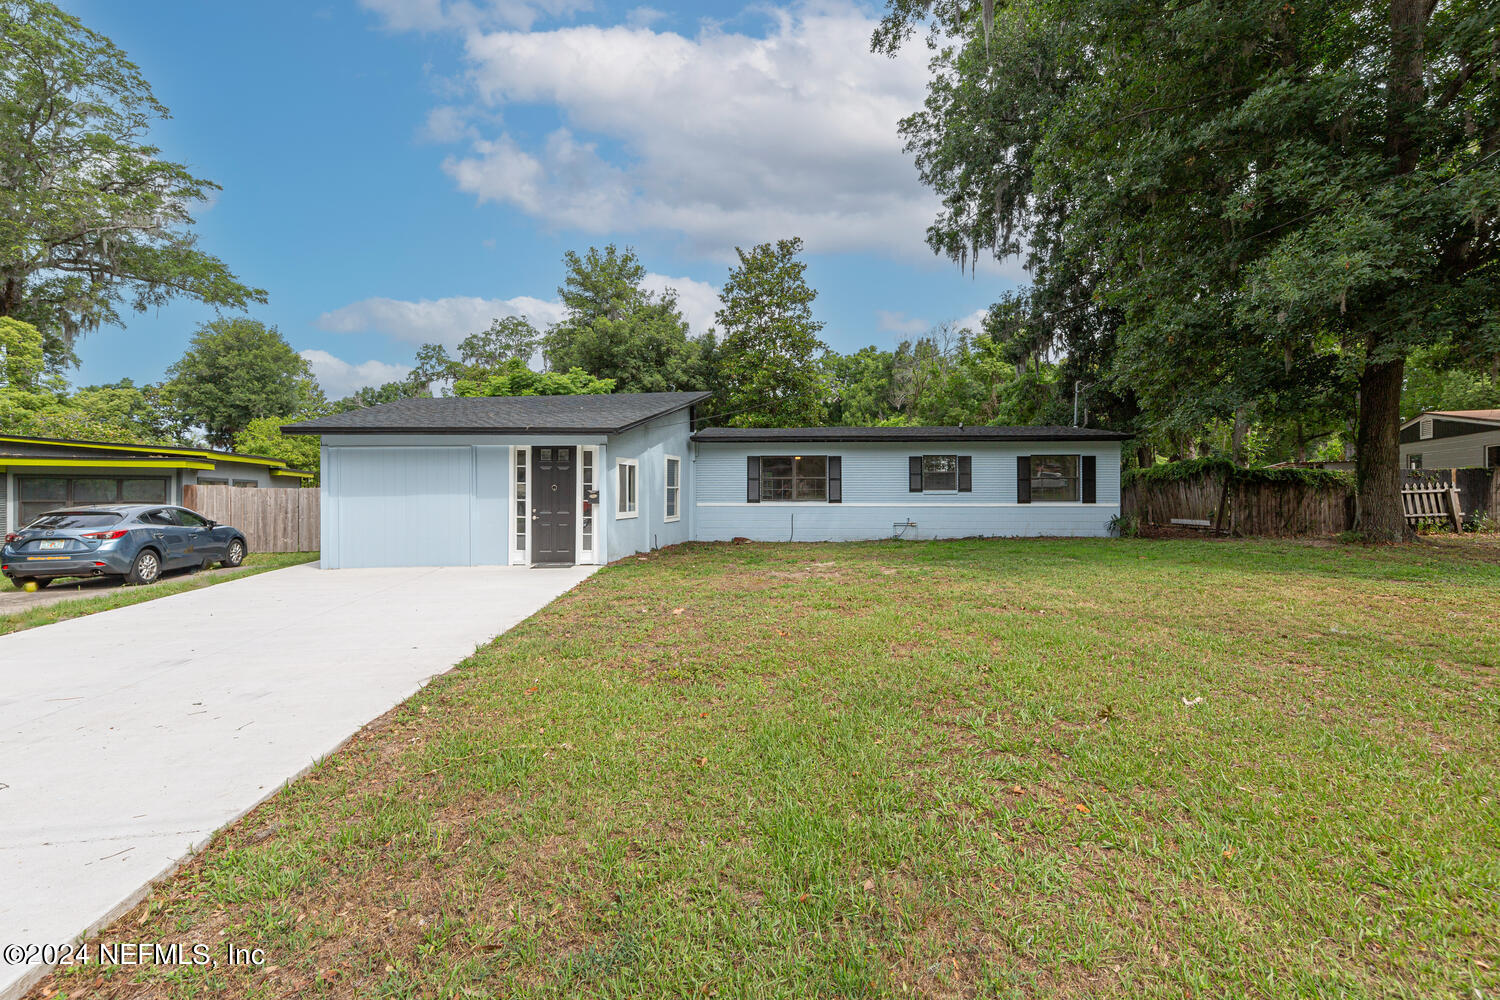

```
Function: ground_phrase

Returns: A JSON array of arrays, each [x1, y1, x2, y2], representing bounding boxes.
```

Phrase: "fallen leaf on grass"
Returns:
[[1075, 804, 1089, 813]]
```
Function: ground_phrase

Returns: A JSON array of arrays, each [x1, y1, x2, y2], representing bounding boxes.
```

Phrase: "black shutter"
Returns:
[[827, 456, 842, 503], [1017, 456, 1032, 503], [909, 456, 923, 492], [957, 455, 972, 492], [747, 456, 760, 503], [1081, 454, 1097, 503]]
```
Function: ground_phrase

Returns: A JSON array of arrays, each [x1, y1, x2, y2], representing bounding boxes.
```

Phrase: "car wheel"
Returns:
[[126, 548, 162, 586], [222, 539, 246, 568]]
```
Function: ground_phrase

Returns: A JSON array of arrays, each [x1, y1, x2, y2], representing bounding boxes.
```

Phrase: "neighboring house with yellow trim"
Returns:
[[1, 434, 313, 531]]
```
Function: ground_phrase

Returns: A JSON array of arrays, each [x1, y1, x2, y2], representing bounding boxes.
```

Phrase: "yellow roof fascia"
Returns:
[[0, 458, 216, 471]]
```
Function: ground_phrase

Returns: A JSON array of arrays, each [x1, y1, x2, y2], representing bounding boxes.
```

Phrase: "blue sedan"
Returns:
[[2, 504, 248, 588]]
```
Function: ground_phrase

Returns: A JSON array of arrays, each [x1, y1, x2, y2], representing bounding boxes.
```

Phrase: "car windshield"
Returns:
[[24, 511, 124, 530]]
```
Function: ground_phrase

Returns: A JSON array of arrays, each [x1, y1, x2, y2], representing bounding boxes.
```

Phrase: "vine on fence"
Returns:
[[1124, 458, 1354, 492]]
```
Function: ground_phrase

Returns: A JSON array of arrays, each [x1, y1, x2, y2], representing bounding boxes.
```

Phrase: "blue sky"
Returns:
[[64, 0, 1021, 397]]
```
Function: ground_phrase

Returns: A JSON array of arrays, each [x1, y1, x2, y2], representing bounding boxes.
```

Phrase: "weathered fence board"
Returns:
[[182, 485, 319, 553], [1401, 484, 1462, 530], [1123, 468, 1352, 537], [1403, 467, 1497, 525]]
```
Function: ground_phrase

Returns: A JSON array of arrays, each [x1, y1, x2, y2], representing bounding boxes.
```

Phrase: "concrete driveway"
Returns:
[[0, 561, 596, 1000], [0, 563, 250, 615]]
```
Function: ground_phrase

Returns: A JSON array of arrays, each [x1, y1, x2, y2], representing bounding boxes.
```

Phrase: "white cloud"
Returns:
[[437, 5, 937, 257], [316, 294, 568, 347], [642, 272, 720, 334], [317, 272, 719, 358], [418, 105, 478, 143], [954, 308, 989, 334], [301, 350, 413, 397], [625, 6, 666, 28], [875, 309, 928, 336]]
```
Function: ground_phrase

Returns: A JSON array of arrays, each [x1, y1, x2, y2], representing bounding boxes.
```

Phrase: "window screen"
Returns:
[[618, 462, 638, 514], [921, 455, 958, 491], [1030, 455, 1081, 501], [760, 456, 827, 501], [664, 456, 681, 519]]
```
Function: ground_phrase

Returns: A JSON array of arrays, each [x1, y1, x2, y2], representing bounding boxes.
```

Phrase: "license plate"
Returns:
[[38, 540, 65, 550]]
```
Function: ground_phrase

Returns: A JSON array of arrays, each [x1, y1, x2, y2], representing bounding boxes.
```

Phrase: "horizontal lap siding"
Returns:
[[694, 441, 1120, 540], [604, 410, 694, 561], [1399, 429, 1500, 469]]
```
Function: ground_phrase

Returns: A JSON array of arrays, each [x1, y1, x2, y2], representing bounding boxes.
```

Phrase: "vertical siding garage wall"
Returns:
[[324, 446, 474, 568], [693, 440, 1122, 541]]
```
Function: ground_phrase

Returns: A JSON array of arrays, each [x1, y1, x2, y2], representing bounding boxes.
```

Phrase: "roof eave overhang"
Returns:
[[283, 392, 713, 438], [1398, 414, 1500, 431], [282, 425, 622, 436], [691, 431, 1133, 444]]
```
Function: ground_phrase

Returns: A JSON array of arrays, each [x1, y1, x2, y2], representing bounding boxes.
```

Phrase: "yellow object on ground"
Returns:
[[22, 581, 38, 593]]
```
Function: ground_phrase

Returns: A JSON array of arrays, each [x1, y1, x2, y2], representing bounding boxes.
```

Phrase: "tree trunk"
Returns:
[[1355, 357, 1408, 540], [1231, 406, 1249, 465], [1349, 0, 1427, 541]]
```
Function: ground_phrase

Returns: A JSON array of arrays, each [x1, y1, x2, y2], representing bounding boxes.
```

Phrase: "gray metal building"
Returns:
[[1399, 410, 1500, 470]]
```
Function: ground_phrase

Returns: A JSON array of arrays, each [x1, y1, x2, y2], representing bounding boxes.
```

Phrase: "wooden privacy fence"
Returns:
[[182, 485, 319, 553], [1122, 461, 1354, 537]]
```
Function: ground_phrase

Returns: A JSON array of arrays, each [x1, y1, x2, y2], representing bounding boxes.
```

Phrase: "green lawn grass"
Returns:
[[0, 552, 319, 636], [33, 538, 1500, 999]]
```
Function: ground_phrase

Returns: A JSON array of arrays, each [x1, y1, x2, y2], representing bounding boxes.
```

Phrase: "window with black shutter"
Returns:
[[747, 456, 760, 503], [910, 455, 969, 492], [1081, 455, 1097, 503], [1017, 456, 1032, 503], [753, 456, 830, 501], [828, 456, 842, 503]]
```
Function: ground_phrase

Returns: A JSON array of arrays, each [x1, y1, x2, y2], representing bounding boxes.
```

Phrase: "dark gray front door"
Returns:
[[531, 446, 576, 565]]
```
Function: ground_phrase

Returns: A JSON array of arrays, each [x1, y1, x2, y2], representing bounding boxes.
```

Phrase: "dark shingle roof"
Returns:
[[281, 392, 711, 436], [692, 425, 1131, 443]]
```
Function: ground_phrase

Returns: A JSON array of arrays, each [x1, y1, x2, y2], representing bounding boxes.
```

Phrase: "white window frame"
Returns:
[[616, 458, 639, 519], [663, 454, 681, 522], [511, 446, 528, 564], [580, 446, 597, 554], [1029, 454, 1083, 503], [920, 454, 960, 494], [758, 455, 829, 503]]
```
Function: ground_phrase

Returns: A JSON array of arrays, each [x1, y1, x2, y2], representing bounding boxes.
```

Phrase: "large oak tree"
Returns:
[[880, 0, 1499, 539], [0, 0, 264, 366]]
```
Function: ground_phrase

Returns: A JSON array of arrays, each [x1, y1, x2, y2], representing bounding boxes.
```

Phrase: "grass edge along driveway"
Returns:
[[27, 537, 1500, 1000], [0, 551, 319, 636]]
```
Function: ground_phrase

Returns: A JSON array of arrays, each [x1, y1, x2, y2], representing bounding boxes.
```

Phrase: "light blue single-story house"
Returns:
[[282, 392, 1128, 568]]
